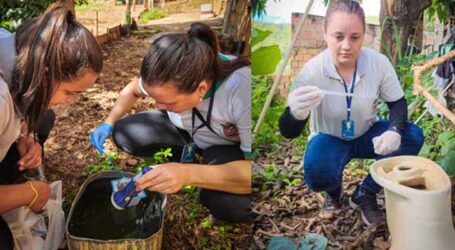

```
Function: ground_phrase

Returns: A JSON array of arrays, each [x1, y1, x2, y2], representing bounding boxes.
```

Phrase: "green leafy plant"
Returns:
[[0, 0, 88, 31], [252, 27, 282, 75], [85, 151, 121, 176], [252, 76, 286, 156], [139, 8, 167, 24], [436, 131, 455, 175], [380, 16, 403, 65], [254, 163, 302, 196], [86, 148, 172, 176], [426, 0, 453, 23], [136, 148, 172, 172]]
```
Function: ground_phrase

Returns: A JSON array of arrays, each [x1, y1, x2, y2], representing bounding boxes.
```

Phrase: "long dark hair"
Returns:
[[140, 22, 250, 93], [11, 3, 103, 134]]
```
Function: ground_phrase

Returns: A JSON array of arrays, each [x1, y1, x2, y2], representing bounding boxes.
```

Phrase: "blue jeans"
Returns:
[[303, 120, 424, 195]]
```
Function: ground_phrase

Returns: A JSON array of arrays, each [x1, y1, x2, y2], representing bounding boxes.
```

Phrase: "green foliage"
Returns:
[[253, 162, 302, 197], [427, 0, 454, 23], [436, 131, 455, 175], [135, 148, 173, 172], [252, 27, 272, 45], [440, 151, 455, 176], [380, 16, 403, 65], [252, 76, 286, 155], [252, 75, 308, 157], [252, 0, 268, 18], [85, 151, 121, 176], [125, 9, 132, 24], [86, 148, 172, 176], [74, 0, 104, 13], [139, 8, 167, 24], [252, 45, 282, 75], [0, 0, 88, 31], [252, 27, 282, 75], [253, 22, 291, 75]]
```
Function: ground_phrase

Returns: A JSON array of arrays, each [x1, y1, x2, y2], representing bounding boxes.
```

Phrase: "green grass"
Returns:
[[139, 8, 167, 23], [75, 0, 112, 13]]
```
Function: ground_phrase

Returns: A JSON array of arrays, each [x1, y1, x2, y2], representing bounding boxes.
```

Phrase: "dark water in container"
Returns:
[[68, 178, 164, 240]]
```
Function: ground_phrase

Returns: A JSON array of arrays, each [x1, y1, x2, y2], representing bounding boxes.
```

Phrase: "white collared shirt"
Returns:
[[290, 48, 404, 139], [167, 67, 252, 156]]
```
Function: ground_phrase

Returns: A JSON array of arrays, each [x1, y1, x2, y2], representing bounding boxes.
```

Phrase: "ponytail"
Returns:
[[141, 22, 250, 93], [11, 3, 103, 134]]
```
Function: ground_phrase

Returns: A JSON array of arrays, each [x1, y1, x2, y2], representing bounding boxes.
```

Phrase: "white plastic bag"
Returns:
[[3, 181, 66, 250]]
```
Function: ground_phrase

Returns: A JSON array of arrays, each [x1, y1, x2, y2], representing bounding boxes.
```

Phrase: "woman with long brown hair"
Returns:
[[0, 4, 103, 248], [91, 22, 252, 223]]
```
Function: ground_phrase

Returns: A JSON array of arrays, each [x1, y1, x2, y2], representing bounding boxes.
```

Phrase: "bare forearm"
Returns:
[[105, 78, 142, 125], [0, 184, 34, 214], [186, 160, 251, 194]]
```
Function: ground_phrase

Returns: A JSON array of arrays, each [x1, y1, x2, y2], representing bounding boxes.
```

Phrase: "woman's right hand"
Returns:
[[28, 181, 50, 213], [90, 123, 113, 154], [288, 85, 324, 120]]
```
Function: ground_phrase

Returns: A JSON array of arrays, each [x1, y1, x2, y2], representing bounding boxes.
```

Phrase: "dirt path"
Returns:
[[44, 23, 249, 249], [76, 2, 146, 35], [76, 1, 223, 36]]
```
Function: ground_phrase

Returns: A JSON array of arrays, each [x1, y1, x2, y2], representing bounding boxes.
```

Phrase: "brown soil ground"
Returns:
[[253, 141, 455, 249]]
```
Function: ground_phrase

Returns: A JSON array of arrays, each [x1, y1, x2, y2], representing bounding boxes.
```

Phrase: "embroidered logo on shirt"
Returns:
[[221, 123, 238, 138]]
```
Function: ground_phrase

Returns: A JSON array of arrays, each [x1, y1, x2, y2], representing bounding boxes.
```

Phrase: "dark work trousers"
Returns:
[[0, 109, 55, 250], [112, 110, 252, 223]]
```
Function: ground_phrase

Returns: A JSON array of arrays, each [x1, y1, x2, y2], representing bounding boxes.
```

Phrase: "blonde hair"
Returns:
[[324, 0, 365, 33]]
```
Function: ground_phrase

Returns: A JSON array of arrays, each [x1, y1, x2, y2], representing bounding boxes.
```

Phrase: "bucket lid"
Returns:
[[371, 156, 451, 192]]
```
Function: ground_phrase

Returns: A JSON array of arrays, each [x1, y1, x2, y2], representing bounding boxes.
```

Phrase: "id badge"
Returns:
[[181, 143, 196, 163], [341, 120, 355, 140]]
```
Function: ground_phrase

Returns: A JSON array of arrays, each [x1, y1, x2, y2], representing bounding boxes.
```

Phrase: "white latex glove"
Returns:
[[372, 130, 401, 155], [288, 85, 324, 120]]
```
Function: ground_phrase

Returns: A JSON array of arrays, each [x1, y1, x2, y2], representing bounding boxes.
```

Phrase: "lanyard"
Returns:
[[191, 83, 218, 139], [340, 68, 357, 121]]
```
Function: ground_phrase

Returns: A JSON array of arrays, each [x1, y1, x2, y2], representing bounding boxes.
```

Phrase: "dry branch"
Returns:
[[412, 49, 455, 125]]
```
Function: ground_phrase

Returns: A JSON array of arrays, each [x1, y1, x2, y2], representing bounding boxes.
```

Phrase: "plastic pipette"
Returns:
[[321, 90, 375, 100]]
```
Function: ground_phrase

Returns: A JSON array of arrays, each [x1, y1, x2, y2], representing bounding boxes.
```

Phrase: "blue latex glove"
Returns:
[[268, 237, 297, 250], [299, 233, 327, 250], [90, 123, 113, 154]]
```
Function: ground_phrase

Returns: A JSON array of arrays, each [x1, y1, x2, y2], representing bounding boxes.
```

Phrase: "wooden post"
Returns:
[[222, 0, 233, 34], [95, 10, 99, 36], [132, 0, 136, 11]]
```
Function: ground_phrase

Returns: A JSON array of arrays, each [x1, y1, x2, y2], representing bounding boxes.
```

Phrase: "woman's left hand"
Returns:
[[372, 130, 401, 155], [135, 163, 190, 194], [16, 135, 42, 170]]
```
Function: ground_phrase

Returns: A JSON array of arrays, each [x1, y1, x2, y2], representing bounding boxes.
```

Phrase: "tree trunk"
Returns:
[[380, 0, 431, 64], [125, 0, 132, 24], [143, 0, 148, 9], [60, 0, 75, 12]]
